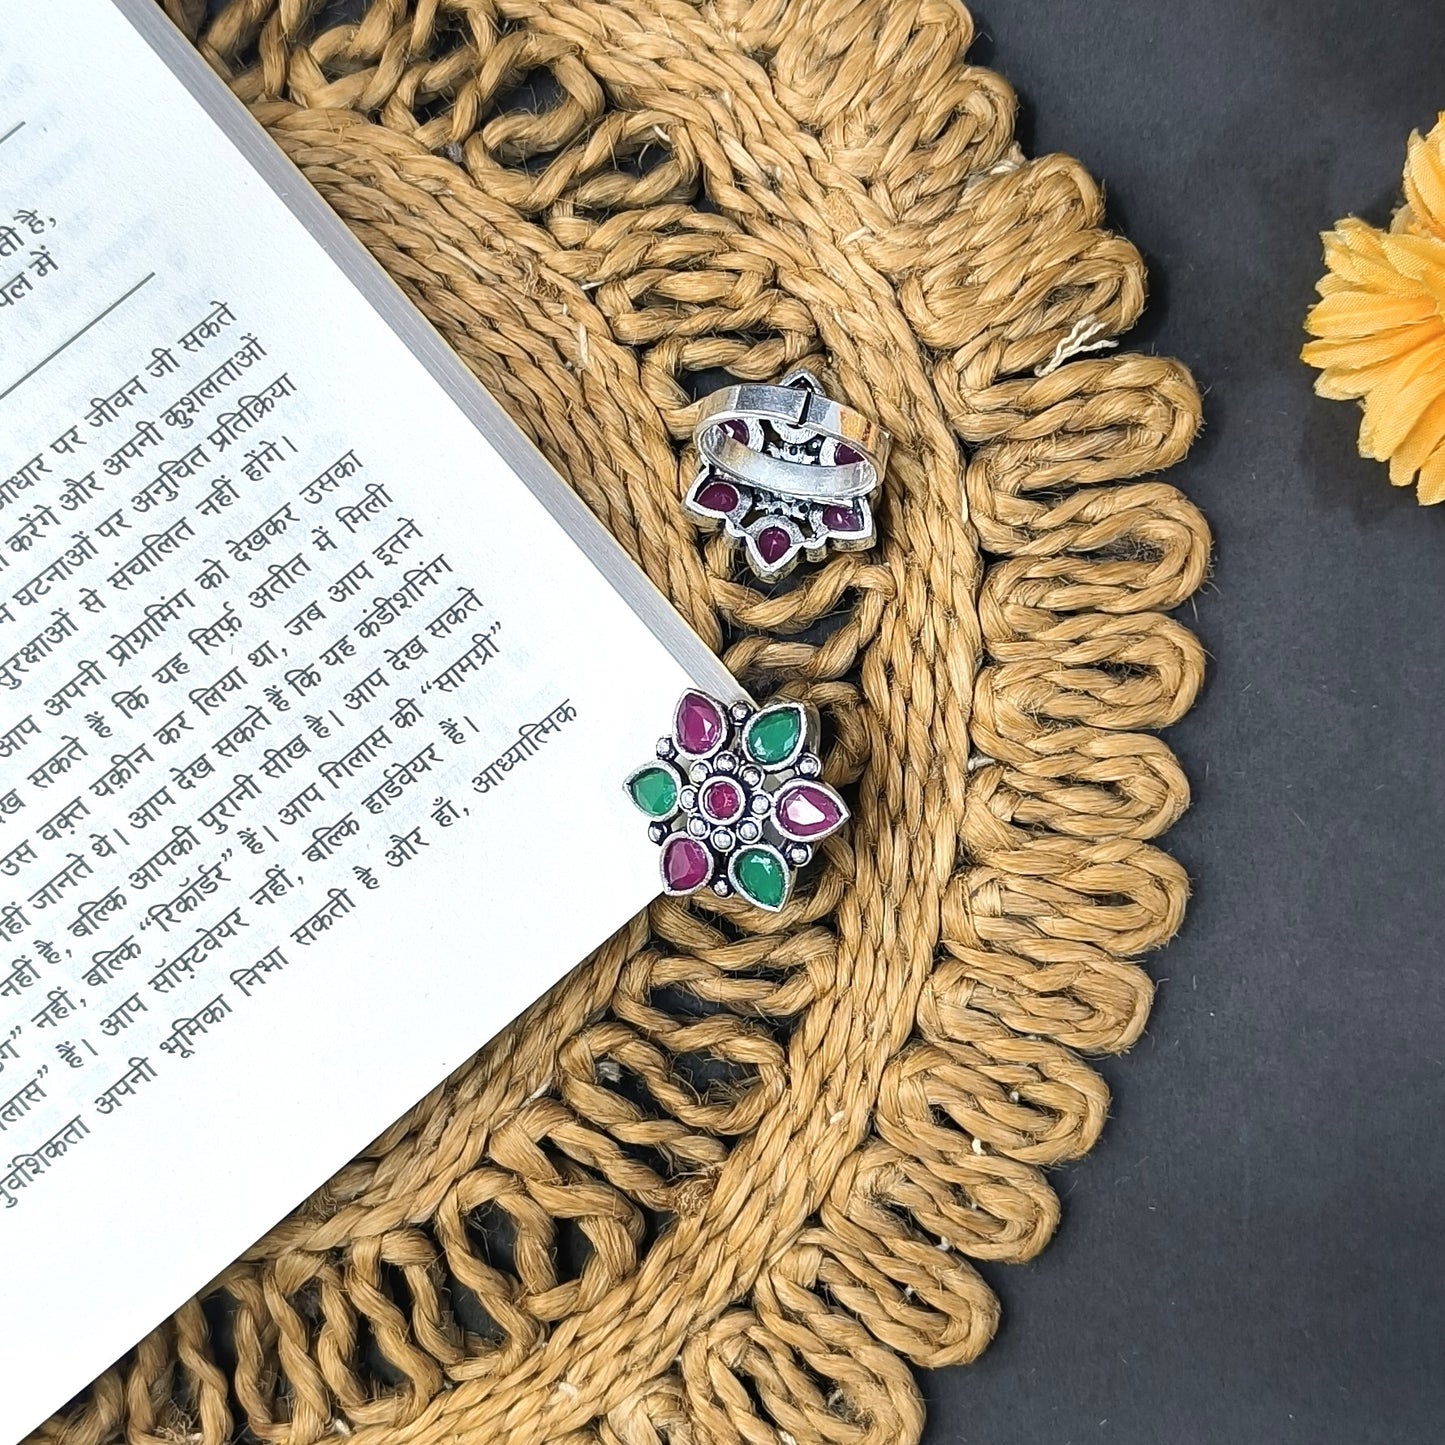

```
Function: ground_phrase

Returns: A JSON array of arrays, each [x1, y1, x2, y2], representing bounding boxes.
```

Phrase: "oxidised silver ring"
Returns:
[[685, 368, 889, 580]]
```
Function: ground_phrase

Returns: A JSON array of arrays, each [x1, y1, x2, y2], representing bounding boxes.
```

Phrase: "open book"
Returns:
[[0, 2, 736, 1436]]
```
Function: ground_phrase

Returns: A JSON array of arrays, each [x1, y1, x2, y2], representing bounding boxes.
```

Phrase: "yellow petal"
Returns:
[[1305, 290, 1436, 337], [1388, 450, 1416, 487], [1418, 260, 1445, 311], [1387, 387, 1445, 483], [1304, 327, 1441, 400], [1312, 371, 1367, 401], [1359, 351, 1445, 457], [1328, 216, 1388, 253], [1403, 117, 1445, 244], [1351, 342, 1440, 428], [1311, 359, 1390, 400], [1323, 252, 1417, 297], [1320, 226, 1413, 293], [1302, 322, 1440, 370], [1376, 231, 1445, 289], [1415, 444, 1445, 503]]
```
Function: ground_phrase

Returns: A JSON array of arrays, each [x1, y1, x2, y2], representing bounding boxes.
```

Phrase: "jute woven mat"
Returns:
[[38, 1, 1209, 1440]]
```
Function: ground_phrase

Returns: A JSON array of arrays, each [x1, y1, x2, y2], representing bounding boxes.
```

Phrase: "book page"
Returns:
[[0, 2, 735, 1435]]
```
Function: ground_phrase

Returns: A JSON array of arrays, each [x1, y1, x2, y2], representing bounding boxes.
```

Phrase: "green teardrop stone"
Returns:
[[628, 765, 678, 818], [744, 705, 804, 767], [733, 846, 788, 911]]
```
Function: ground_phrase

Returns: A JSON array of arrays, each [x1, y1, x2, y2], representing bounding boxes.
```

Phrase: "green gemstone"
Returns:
[[743, 704, 805, 767], [732, 845, 788, 911], [627, 764, 679, 818]]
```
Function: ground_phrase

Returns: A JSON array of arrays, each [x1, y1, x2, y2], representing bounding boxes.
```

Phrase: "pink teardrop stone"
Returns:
[[756, 526, 792, 565], [721, 418, 749, 441], [822, 504, 863, 533], [675, 690, 724, 755], [661, 834, 711, 892], [774, 782, 845, 839], [695, 480, 740, 514], [701, 779, 742, 821], [835, 442, 863, 466]]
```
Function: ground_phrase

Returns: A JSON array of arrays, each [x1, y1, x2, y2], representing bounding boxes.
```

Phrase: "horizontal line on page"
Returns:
[[0, 270, 156, 404]]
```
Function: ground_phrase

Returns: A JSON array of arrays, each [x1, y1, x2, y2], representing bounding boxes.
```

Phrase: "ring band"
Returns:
[[692, 377, 889, 501]]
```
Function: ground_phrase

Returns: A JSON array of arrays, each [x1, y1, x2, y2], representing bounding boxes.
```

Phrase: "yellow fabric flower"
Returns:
[[1302, 114, 1445, 503]]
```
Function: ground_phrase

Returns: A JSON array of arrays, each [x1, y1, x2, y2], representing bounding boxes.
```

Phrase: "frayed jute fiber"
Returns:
[[38, 1, 1210, 1441]]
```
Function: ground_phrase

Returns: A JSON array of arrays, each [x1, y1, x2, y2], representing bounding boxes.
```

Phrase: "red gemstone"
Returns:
[[701, 779, 743, 822], [675, 690, 725, 756], [696, 480, 740, 514], [721, 418, 749, 441], [822, 504, 863, 533], [756, 526, 793, 565], [661, 835, 712, 893], [774, 781, 846, 840], [835, 442, 863, 466]]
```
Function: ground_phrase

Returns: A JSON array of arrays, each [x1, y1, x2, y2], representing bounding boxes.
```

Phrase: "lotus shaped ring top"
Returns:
[[686, 368, 891, 579]]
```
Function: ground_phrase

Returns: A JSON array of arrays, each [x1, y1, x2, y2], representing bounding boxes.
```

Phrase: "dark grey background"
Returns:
[[922, 3, 1445, 1443]]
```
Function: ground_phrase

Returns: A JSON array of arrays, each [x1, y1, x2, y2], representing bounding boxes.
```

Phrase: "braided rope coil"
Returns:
[[36, 2, 1209, 1441]]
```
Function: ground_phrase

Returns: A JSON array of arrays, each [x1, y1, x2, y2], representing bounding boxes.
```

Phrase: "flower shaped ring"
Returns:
[[625, 689, 849, 911]]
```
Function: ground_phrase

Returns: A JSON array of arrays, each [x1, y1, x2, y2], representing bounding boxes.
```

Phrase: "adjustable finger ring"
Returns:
[[685, 368, 890, 581]]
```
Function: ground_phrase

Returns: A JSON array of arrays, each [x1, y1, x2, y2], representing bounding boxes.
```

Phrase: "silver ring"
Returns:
[[684, 368, 890, 580]]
